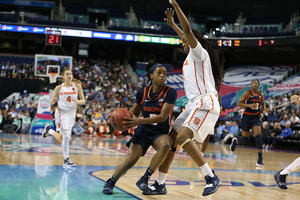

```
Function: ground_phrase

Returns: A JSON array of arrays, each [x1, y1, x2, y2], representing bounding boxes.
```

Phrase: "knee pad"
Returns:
[[170, 147, 177, 152], [255, 135, 263, 149], [239, 136, 249, 145]]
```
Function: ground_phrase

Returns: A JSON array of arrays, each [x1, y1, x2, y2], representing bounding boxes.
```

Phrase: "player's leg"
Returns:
[[103, 143, 143, 195], [274, 157, 300, 189], [42, 124, 63, 143], [177, 126, 221, 196], [230, 116, 251, 151], [137, 133, 172, 194], [252, 125, 263, 166], [144, 129, 179, 195]]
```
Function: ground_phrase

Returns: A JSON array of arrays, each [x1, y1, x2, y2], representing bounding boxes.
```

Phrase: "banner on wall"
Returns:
[[30, 92, 54, 134]]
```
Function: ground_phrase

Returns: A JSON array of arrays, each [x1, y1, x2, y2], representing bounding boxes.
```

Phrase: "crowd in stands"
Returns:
[[0, 57, 138, 139], [1, 57, 300, 150], [215, 90, 300, 151]]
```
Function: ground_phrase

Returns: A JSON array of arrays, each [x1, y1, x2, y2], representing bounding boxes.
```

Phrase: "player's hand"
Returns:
[[164, 8, 175, 26], [290, 95, 300, 104], [123, 113, 140, 128], [250, 103, 258, 109], [106, 113, 112, 123]]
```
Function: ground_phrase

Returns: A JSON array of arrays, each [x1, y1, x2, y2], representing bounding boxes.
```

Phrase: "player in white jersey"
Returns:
[[145, 0, 225, 196], [42, 69, 85, 167], [274, 94, 300, 189]]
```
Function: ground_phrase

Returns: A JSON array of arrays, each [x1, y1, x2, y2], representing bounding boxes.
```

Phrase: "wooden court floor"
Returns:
[[0, 133, 300, 200]]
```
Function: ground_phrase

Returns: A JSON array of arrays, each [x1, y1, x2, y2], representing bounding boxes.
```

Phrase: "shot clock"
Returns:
[[45, 29, 62, 45]]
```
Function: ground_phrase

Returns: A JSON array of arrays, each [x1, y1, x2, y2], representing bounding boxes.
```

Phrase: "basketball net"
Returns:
[[48, 72, 58, 83]]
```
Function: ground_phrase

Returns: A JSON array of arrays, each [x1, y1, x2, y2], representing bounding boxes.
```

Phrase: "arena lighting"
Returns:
[[0, 23, 181, 45], [1, 23, 299, 46]]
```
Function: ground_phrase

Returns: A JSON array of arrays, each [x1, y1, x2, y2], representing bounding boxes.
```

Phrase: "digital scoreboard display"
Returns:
[[45, 29, 62, 45]]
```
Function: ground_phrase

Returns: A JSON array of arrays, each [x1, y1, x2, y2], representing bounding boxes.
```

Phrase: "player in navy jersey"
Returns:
[[230, 79, 266, 166], [102, 62, 177, 195]]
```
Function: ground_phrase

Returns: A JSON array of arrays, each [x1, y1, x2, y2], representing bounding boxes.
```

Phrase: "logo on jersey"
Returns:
[[59, 91, 77, 95]]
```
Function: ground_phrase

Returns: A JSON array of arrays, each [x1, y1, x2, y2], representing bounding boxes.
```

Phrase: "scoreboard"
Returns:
[[213, 37, 300, 47]]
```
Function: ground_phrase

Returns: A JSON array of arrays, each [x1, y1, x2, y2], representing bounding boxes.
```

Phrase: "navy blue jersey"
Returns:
[[244, 90, 263, 115], [135, 85, 177, 133]]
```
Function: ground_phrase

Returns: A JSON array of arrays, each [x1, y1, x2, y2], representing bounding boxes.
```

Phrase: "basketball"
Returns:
[[109, 108, 133, 131]]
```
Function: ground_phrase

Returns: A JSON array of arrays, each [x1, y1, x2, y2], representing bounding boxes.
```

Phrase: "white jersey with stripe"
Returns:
[[58, 82, 78, 111], [182, 41, 217, 100]]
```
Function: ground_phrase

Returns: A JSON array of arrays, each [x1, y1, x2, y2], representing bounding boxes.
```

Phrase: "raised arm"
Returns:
[[164, 8, 183, 39], [168, 0, 198, 48]]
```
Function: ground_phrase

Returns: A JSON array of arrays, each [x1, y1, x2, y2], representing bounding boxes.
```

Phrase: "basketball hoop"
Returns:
[[48, 72, 58, 83]]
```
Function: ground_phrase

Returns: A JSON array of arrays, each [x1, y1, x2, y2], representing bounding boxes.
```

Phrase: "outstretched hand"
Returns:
[[164, 8, 175, 26]]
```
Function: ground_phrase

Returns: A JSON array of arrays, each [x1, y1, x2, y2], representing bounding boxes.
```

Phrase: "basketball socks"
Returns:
[[255, 135, 263, 149], [200, 163, 214, 178], [48, 129, 55, 135], [157, 171, 167, 185], [143, 167, 154, 180], [281, 157, 300, 175], [61, 130, 70, 159]]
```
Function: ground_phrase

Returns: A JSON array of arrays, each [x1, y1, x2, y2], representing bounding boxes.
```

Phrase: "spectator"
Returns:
[[214, 121, 225, 143], [261, 121, 271, 148], [72, 117, 86, 136], [289, 111, 300, 125], [23, 94, 32, 107], [12, 115, 21, 134], [0, 109, 3, 131], [221, 121, 232, 140], [222, 121, 239, 144], [279, 115, 291, 127], [21, 112, 31, 134], [272, 122, 292, 148], [267, 122, 282, 148]]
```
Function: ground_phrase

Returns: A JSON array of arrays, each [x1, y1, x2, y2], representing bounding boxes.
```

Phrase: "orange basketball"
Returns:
[[109, 108, 133, 131]]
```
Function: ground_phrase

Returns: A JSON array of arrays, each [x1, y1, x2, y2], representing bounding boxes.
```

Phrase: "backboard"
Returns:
[[34, 54, 73, 79]]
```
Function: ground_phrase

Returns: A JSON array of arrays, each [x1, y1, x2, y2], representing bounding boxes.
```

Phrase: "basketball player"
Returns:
[[144, 0, 225, 196], [230, 79, 265, 166], [42, 69, 85, 167], [102, 62, 177, 195], [274, 94, 300, 189]]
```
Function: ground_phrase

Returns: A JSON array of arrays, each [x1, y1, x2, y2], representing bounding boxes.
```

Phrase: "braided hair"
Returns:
[[142, 62, 162, 86], [192, 29, 225, 92]]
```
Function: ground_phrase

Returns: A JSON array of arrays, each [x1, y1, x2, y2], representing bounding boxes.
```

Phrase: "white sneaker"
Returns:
[[63, 158, 76, 167], [42, 124, 50, 138]]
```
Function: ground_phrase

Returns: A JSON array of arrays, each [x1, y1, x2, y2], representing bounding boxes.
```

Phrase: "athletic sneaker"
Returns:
[[256, 158, 264, 166], [42, 124, 51, 138], [230, 137, 237, 152], [142, 181, 167, 195], [102, 178, 117, 195], [63, 158, 76, 167], [202, 174, 222, 196], [136, 175, 150, 193], [274, 170, 288, 189]]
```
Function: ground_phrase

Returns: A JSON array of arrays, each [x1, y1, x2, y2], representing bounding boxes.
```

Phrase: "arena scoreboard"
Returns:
[[214, 37, 300, 47]]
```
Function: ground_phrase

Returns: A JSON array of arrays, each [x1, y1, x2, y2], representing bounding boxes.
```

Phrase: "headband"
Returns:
[[149, 63, 163, 74], [251, 79, 260, 85]]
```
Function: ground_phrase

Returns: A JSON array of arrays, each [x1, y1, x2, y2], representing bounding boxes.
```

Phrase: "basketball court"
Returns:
[[0, 133, 299, 200]]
